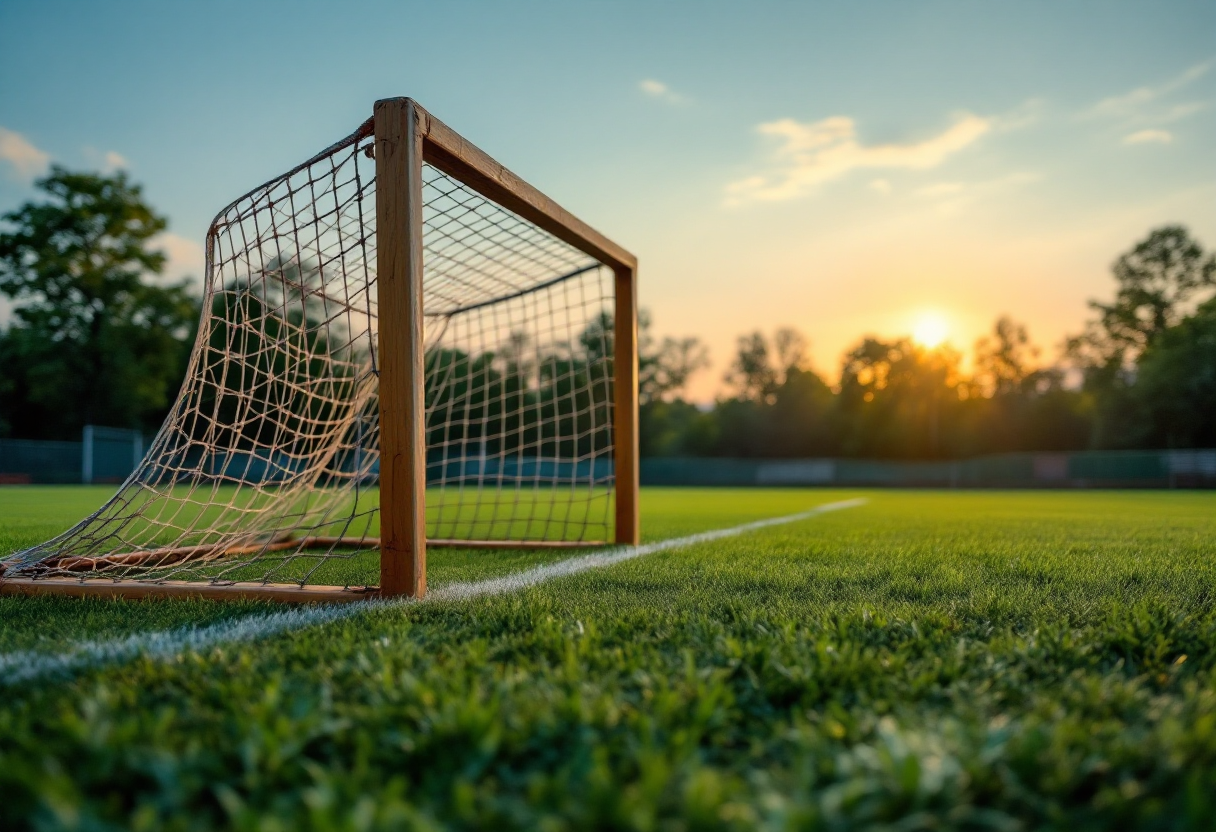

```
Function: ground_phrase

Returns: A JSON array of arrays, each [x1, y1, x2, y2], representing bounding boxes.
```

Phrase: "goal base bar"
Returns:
[[303, 537, 609, 550], [0, 577, 380, 604]]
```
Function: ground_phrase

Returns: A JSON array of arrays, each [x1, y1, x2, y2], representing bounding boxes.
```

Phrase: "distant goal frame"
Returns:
[[0, 97, 639, 604]]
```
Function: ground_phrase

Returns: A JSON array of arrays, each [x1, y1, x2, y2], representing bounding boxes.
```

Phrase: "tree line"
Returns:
[[641, 225, 1215, 458], [1, 168, 1212, 460]]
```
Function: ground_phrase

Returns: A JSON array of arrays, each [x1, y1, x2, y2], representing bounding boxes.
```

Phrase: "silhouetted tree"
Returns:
[[974, 316, 1038, 397], [725, 332, 777, 402], [1070, 225, 1215, 448], [636, 310, 710, 406], [1131, 296, 1216, 449], [836, 337, 964, 458]]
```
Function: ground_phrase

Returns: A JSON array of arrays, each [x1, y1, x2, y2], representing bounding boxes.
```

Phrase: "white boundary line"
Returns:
[[0, 498, 865, 687]]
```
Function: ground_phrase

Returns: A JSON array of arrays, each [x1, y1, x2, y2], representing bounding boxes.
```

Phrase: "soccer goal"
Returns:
[[0, 98, 639, 602]]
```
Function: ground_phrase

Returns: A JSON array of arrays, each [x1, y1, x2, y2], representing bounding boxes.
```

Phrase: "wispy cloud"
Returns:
[[84, 146, 130, 173], [1083, 60, 1211, 120], [991, 98, 1046, 131], [914, 172, 1041, 214], [0, 127, 51, 181], [1162, 101, 1209, 122], [153, 232, 204, 281], [725, 112, 990, 205], [1123, 129, 1173, 145], [869, 178, 891, 195], [639, 78, 686, 105]]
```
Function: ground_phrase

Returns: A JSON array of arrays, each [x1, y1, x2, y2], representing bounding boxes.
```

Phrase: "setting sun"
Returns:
[[912, 312, 950, 349]]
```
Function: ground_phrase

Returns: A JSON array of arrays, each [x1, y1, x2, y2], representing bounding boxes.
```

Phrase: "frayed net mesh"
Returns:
[[2, 120, 616, 587]]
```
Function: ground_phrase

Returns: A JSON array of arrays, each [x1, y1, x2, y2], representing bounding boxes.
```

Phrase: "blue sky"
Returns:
[[2, 1, 1213, 399]]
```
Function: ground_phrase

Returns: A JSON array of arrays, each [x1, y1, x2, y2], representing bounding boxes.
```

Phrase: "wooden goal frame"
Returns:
[[0, 98, 639, 604]]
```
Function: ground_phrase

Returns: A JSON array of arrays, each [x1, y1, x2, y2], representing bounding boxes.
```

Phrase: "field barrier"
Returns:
[[0, 429, 615, 486], [641, 450, 1216, 489], [0, 427, 146, 484], [3, 433, 1213, 489]]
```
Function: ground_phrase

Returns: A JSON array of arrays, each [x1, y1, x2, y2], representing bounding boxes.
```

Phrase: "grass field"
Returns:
[[1, 486, 1215, 830]]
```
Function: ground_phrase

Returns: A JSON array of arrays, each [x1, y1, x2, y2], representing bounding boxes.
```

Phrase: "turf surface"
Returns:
[[1, 487, 1214, 830]]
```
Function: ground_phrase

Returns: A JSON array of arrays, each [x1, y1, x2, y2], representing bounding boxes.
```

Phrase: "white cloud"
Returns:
[[725, 112, 991, 205], [1161, 101, 1209, 122], [869, 178, 891, 195], [1084, 60, 1211, 120], [104, 150, 129, 171], [1123, 129, 1173, 145], [84, 146, 130, 172], [153, 232, 204, 281], [991, 98, 1046, 131], [911, 172, 1041, 216], [0, 127, 51, 181], [639, 78, 686, 104]]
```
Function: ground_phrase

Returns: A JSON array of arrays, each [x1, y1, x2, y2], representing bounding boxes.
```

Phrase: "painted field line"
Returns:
[[0, 498, 866, 687]]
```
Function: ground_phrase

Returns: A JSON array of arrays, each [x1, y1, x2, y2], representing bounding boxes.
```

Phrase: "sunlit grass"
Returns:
[[1, 488, 1214, 829], [0, 482, 617, 586]]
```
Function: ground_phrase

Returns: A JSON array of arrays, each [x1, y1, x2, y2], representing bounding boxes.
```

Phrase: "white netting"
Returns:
[[1, 119, 617, 587]]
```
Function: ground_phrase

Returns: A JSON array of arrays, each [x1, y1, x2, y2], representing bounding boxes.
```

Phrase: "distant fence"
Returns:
[[641, 450, 1216, 489], [4, 436, 1214, 489], [142, 450, 613, 486], [0, 438, 83, 484], [0, 431, 614, 487], [0, 427, 147, 485]]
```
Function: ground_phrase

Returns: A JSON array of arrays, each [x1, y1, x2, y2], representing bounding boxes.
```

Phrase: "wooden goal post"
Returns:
[[0, 98, 639, 604]]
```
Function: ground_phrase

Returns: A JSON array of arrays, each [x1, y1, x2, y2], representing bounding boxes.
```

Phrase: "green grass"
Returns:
[[0, 483, 618, 586], [1, 488, 1215, 830]]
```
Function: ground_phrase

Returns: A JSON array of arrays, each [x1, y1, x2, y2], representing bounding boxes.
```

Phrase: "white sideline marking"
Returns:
[[0, 498, 865, 686]]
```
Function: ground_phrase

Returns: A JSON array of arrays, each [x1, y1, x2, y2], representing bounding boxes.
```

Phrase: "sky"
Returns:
[[1, 1, 1214, 401]]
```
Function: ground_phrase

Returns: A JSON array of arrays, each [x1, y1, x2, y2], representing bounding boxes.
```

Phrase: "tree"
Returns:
[[974, 315, 1038, 396], [1067, 225, 1215, 448], [764, 365, 836, 456], [1131, 296, 1216, 448], [773, 327, 809, 377], [0, 167, 198, 439], [962, 320, 1090, 455], [724, 327, 808, 403], [710, 326, 837, 457], [725, 331, 776, 402], [837, 337, 963, 458], [637, 310, 710, 406], [1071, 225, 1215, 372], [575, 309, 709, 406], [1101, 225, 1215, 349]]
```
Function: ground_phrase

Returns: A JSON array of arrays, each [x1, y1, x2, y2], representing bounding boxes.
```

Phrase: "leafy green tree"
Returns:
[[1070, 225, 1214, 373], [1132, 296, 1216, 448], [638, 398, 718, 457], [1095, 225, 1215, 354], [711, 326, 836, 458], [0, 167, 198, 439], [764, 365, 837, 456], [1069, 225, 1215, 447]]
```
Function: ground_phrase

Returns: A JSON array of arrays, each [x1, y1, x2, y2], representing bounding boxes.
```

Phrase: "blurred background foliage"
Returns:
[[1, 168, 1212, 458]]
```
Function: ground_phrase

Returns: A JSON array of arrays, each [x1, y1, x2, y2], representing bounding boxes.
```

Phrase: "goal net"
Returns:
[[1, 106, 633, 596]]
